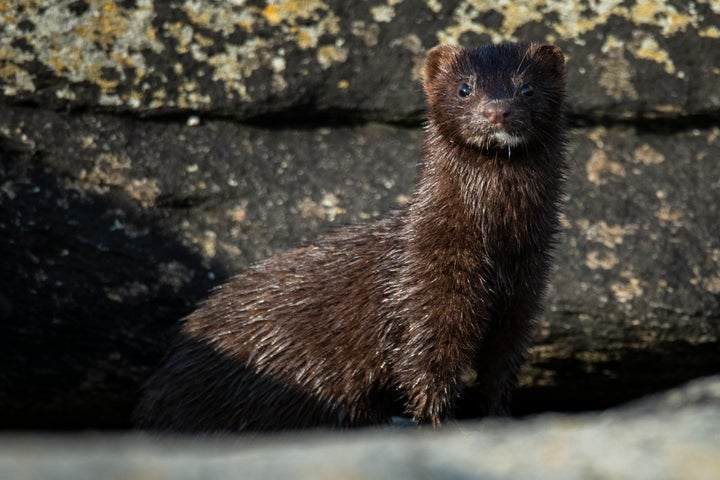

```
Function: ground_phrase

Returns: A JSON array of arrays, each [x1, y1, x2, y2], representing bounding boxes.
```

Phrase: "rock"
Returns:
[[0, 0, 718, 430], [0, 107, 417, 428], [1, 104, 718, 427], [515, 124, 720, 414], [0, 376, 718, 480], [0, 1, 718, 121]]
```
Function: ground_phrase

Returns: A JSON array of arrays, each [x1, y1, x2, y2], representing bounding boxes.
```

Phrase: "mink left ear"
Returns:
[[424, 45, 462, 92], [533, 44, 566, 76]]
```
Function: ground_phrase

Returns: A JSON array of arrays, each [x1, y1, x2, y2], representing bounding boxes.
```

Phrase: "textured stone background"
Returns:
[[0, 0, 719, 472]]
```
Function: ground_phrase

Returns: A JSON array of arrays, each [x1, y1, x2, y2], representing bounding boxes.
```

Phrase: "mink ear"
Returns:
[[424, 45, 462, 90], [532, 44, 566, 75]]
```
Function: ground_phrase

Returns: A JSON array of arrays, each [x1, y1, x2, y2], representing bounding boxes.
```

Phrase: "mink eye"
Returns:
[[458, 83, 473, 98], [520, 84, 535, 97]]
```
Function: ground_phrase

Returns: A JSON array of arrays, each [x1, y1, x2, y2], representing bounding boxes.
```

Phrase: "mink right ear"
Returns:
[[424, 45, 461, 89]]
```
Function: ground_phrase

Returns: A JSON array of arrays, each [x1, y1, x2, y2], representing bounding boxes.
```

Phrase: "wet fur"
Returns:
[[134, 42, 568, 432]]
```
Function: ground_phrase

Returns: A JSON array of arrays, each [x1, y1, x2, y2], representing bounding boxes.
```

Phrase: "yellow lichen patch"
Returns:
[[46, 56, 65, 75], [2, 1, 163, 102], [262, 0, 332, 27], [263, 5, 283, 26], [438, 0, 709, 56], [699, 26, 720, 38], [206, 40, 270, 100], [317, 44, 348, 69], [165, 21, 194, 54], [628, 1, 694, 36], [611, 272, 644, 303], [586, 150, 627, 186], [182, 0, 250, 36], [74, 2, 130, 51], [631, 34, 676, 75]]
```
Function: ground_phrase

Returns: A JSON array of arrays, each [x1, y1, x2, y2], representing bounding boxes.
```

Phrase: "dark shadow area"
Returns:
[[512, 340, 720, 416], [134, 331, 406, 433], [0, 149, 228, 429]]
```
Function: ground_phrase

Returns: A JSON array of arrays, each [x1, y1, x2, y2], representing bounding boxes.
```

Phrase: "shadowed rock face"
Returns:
[[0, 1, 719, 430]]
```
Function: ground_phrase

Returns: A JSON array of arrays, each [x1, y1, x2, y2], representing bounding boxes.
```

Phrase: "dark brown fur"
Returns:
[[133, 42, 568, 432]]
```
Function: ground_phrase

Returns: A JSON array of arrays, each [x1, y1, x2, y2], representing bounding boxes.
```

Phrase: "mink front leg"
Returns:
[[457, 305, 536, 418], [400, 366, 463, 426], [395, 311, 482, 426]]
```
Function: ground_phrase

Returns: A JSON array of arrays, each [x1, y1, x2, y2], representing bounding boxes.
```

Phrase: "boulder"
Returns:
[[0, 0, 718, 431], [0, 1, 718, 121], [0, 375, 718, 479]]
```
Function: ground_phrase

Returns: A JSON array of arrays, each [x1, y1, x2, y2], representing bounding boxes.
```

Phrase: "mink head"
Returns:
[[423, 42, 566, 155]]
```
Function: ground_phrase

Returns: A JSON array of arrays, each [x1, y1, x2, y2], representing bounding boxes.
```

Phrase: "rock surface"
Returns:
[[0, 376, 718, 480], [1, 0, 719, 120], [0, 0, 718, 431]]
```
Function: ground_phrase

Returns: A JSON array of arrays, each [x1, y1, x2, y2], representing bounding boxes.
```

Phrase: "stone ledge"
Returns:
[[0, 376, 718, 480], [1, 1, 718, 121]]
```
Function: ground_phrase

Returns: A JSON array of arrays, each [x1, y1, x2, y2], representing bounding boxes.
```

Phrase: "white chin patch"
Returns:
[[492, 131, 523, 147], [468, 131, 524, 149]]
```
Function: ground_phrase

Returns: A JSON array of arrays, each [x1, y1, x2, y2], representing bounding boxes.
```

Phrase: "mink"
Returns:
[[133, 42, 568, 432]]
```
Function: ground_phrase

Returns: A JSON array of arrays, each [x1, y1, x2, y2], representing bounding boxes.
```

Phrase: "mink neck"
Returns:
[[405, 123, 563, 265]]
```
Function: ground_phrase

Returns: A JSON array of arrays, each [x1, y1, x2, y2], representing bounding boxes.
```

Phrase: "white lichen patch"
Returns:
[[158, 261, 194, 291], [424, 0, 442, 14], [580, 220, 639, 249], [1, 0, 164, 97], [371, 5, 396, 23], [351, 21, 380, 47], [598, 36, 639, 101], [585, 250, 620, 270], [704, 250, 720, 294], [611, 272, 644, 303], [632, 144, 665, 165], [227, 203, 248, 223], [201, 230, 218, 258], [74, 152, 132, 195], [126, 178, 161, 207], [105, 281, 150, 302], [439, 0, 713, 44], [630, 33, 676, 75], [317, 43, 348, 69], [655, 205, 684, 225], [704, 276, 720, 294], [260, 0, 341, 49], [1, 0, 344, 107], [437, 0, 712, 82], [586, 149, 627, 186], [298, 192, 346, 221]]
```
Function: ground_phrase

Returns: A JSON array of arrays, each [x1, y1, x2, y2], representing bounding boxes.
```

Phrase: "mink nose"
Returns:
[[482, 102, 511, 124]]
